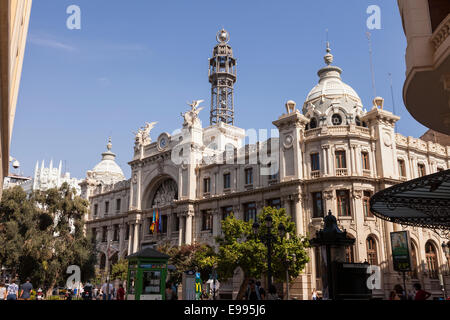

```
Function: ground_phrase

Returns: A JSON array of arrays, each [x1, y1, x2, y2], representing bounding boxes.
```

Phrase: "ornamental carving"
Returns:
[[323, 190, 334, 200], [152, 179, 178, 208], [352, 190, 363, 199]]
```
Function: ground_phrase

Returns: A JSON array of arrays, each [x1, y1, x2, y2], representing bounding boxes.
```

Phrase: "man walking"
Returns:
[[19, 278, 33, 300], [101, 281, 113, 300], [6, 279, 19, 300]]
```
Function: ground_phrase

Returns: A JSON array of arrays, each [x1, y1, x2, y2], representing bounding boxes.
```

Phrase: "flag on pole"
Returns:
[[150, 209, 156, 233], [155, 209, 160, 234], [158, 209, 162, 233]]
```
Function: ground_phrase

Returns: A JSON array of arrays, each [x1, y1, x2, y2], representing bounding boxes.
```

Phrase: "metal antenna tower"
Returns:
[[209, 29, 237, 126]]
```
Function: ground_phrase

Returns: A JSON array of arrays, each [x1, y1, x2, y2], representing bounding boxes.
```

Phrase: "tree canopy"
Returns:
[[215, 206, 310, 299], [0, 184, 96, 294]]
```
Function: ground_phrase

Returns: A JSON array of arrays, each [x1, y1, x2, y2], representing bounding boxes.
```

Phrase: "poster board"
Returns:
[[390, 231, 412, 272]]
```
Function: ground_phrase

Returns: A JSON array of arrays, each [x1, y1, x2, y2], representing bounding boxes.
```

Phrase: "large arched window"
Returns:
[[366, 236, 378, 265], [151, 179, 178, 208], [410, 242, 419, 279], [425, 241, 438, 279], [310, 117, 318, 129], [332, 114, 343, 126]]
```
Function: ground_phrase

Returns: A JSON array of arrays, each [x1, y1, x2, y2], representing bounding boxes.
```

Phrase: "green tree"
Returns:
[[111, 259, 128, 281], [158, 243, 217, 285], [215, 206, 310, 299], [0, 184, 96, 295]]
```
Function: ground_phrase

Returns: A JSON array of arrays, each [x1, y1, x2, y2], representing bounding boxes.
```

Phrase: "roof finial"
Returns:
[[324, 29, 333, 66], [107, 137, 112, 151]]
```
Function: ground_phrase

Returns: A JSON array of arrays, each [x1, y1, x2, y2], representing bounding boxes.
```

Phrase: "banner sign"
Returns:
[[390, 231, 412, 272]]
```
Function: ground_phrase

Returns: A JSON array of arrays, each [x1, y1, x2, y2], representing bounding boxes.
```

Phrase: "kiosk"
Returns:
[[126, 247, 170, 300]]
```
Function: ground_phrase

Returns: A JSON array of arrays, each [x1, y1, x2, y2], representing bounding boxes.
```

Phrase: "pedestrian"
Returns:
[[116, 284, 125, 301], [19, 277, 33, 300], [266, 285, 279, 300], [312, 288, 318, 300], [256, 281, 265, 300], [171, 282, 178, 300], [83, 280, 93, 300], [6, 279, 19, 300], [393, 284, 405, 300], [101, 281, 113, 300], [245, 280, 261, 300], [413, 283, 431, 301], [36, 288, 44, 300], [0, 282, 7, 300]]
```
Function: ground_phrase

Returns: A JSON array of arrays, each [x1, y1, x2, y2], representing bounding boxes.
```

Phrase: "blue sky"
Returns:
[[11, 0, 427, 179]]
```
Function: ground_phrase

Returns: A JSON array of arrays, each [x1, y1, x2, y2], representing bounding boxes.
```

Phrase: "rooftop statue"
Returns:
[[182, 100, 204, 128]]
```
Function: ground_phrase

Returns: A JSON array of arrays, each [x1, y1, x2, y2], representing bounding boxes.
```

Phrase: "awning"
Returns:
[[370, 169, 450, 231]]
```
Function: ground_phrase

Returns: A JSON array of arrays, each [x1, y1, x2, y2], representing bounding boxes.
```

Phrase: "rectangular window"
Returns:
[[268, 163, 279, 180], [312, 192, 324, 218], [202, 210, 213, 231], [222, 206, 233, 220], [337, 190, 351, 217], [361, 152, 370, 170], [91, 228, 96, 244], [105, 201, 109, 214], [203, 178, 211, 194], [162, 215, 168, 233], [267, 198, 281, 210], [398, 159, 406, 177], [113, 225, 119, 241], [244, 202, 257, 222], [223, 173, 231, 189], [125, 224, 129, 240], [335, 151, 347, 169], [311, 153, 320, 171], [94, 204, 98, 216], [174, 216, 180, 232], [116, 199, 121, 212], [363, 191, 373, 218], [102, 226, 107, 242], [245, 168, 253, 185], [418, 164, 426, 177]]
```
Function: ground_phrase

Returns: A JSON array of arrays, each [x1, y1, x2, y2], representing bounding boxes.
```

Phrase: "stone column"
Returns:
[[282, 196, 291, 219], [233, 204, 241, 221], [350, 145, 356, 175], [119, 224, 126, 257], [292, 196, 303, 236], [212, 209, 220, 237], [127, 223, 133, 256], [105, 226, 113, 274], [178, 215, 185, 246], [322, 145, 329, 176], [185, 211, 193, 245], [133, 222, 140, 253]]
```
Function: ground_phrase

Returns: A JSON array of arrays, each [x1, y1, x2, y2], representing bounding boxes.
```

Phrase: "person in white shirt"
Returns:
[[0, 282, 7, 300]]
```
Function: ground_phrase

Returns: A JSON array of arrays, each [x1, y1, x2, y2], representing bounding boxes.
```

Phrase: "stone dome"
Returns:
[[302, 43, 366, 128], [91, 138, 125, 184]]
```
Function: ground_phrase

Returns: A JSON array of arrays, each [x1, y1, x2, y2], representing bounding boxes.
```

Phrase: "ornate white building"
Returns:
[[3, 159, 82, 195], [82, 30, 450, 300]]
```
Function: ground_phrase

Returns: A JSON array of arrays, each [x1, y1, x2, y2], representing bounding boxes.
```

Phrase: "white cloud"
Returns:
[[28, 34, 76, 52]]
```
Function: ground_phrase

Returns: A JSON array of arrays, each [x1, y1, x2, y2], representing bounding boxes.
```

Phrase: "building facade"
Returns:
[[82, 30, 450, 300], [0, 0, 32, 200], [397, 0, 450, 134]]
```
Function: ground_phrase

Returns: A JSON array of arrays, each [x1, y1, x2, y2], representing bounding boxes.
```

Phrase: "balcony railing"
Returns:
[[336, 168, 348, 177], [363, 169, 371, 177], [311, 171, 320, 179], [431, 14, 450, 51]]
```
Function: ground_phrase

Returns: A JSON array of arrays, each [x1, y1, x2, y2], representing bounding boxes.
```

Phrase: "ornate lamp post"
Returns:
[[252, 214, 286, 290], [441, 242, 450, 299], [310, 210, 355, 300]]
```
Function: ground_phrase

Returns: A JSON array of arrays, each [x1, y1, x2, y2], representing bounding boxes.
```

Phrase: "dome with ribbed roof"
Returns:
[[302, 43, 366, 128], [91, 138, 125, 184]]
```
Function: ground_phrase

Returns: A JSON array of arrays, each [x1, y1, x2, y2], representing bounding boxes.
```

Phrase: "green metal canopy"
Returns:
[[126, 247, 170, 260], [370, 169, 450, 231]]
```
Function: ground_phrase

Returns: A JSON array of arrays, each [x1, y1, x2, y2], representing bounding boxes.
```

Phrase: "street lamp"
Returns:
[[441, 242, 450, 299], [252, 214, 286, 291]]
